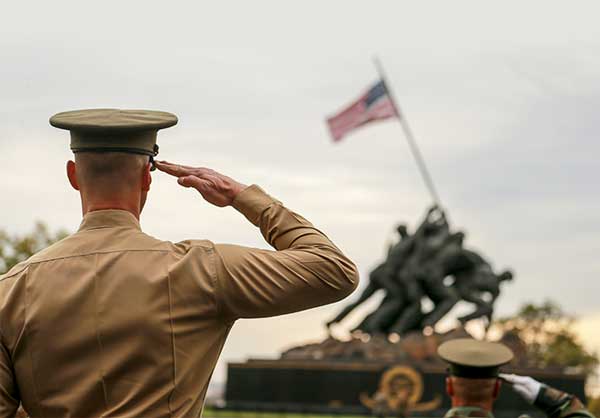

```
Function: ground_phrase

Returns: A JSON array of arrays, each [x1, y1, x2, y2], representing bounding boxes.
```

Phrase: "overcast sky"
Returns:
[[1, 1, 599, 386]]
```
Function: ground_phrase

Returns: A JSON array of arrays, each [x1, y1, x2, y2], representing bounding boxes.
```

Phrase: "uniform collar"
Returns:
[[444, 407, 494, 418], [78, 209, 141, 232]]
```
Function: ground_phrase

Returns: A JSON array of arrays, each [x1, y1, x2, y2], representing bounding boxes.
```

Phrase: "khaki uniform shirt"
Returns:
[[442, 401, 595, 418], [443, 406, 494, 418], [0, 185, 358, 418]]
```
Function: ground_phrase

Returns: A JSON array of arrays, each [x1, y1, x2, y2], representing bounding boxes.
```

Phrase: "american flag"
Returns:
[[326, 79, 398, 142]]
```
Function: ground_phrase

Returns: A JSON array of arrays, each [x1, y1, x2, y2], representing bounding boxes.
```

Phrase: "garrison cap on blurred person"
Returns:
[[0, 109, 358, 418], [438, 338, 595, 418], [438, 338, 513, 418], [439, 338, 513, 380]]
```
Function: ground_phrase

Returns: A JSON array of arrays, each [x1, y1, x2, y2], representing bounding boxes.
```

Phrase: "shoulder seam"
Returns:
[[182, 241, 213, 249], [1, 242, 213, 281], [208, 244, 225, 319], [209, 245, 236, 323], [0, 264, 30, 282], [174, 242, 224, 318], [2, 249, 174, 280]]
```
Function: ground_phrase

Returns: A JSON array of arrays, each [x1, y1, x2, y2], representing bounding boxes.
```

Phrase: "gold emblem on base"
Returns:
[[360, 365, 442, 415]]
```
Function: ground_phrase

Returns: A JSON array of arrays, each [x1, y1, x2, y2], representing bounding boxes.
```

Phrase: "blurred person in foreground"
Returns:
[[438, 339, 594, 418], [501, 374, 594, 418], [0, 109, 359, 418]]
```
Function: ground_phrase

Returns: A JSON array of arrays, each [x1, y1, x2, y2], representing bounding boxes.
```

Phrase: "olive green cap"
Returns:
[[50, 109, 178, 157], [438, 338, 514, 379]]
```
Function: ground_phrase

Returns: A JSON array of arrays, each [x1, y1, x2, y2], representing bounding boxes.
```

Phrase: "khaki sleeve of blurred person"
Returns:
[[209, 184, 359, 320], [548, 393, 595, 418], [537, 385, 595, 418], [0, 337, 19, 418]]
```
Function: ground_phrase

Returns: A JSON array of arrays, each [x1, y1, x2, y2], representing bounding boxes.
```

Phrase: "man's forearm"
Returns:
[[213, 184, 359, 319]]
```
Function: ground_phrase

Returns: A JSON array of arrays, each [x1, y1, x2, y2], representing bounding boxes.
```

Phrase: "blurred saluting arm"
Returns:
[[501, 374, 595, 418]]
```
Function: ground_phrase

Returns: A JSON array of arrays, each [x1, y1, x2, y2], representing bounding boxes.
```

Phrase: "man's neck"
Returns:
[[452, 398, 493, 412], [82, 200, 141, 220]]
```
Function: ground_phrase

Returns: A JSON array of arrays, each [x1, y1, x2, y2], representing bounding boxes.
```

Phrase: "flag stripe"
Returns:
[[326, 79, 397, 142]]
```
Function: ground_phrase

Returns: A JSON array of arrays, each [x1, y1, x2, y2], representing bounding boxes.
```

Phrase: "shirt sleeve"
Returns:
[[0, 337, 18, 418], [211, 184, 359, 320]]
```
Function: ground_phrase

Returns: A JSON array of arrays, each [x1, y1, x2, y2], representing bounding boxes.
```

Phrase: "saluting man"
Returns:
[[0, 109, 359, 418], [438, 338, 595, 418]]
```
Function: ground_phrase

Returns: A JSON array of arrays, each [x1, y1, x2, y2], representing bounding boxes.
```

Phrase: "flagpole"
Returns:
[[373, 56, 443, 208]]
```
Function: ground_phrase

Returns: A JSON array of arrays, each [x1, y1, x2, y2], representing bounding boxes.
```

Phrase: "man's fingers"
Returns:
[[177, 176, 190, 187], [156, 161, 215, 178], [177, 176, 212, 190], [158, 161, 211, 172], [177, 175, 231, 206], [157, 161, 195, 172], [500, 374, 529, 386], [499, 373, 516, 384], [158, 160, 195, 169], [198, 173, 226, 188], [156, 163, 204, 178], [155, 162, 192, 177], [156, 161, 243, 207]]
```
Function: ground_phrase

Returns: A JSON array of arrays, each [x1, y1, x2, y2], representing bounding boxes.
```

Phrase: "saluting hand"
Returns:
[[499, 373, 542, 404], [155, 160, 247, 207]]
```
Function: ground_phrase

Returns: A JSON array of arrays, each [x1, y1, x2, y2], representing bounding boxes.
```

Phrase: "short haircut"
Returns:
[[450, 376, 498, 403], [74, 151, 149, 192]]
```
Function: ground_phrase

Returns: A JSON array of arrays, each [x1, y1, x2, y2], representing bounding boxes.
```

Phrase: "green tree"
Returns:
[[492, 300, 598, 376], [0, 222, 68, 274]]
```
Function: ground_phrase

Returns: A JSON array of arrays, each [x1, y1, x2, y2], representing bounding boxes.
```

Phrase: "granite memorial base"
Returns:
[[224, 359, 586, 417]]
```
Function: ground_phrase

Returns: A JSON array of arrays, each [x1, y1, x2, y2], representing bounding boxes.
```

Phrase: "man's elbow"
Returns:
[[333, 256, 360, 300]]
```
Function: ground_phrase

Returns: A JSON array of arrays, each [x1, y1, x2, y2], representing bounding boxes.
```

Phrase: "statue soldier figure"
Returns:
[[358, 205, 448, 335], [328, 202, 514, 338], [453, 263, 513, 327], [326, 224, 412, 330]]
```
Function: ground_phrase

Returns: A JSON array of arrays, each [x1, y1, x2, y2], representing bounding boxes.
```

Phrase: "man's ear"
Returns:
[[446, 377, 454, 397], [141, 162, 152, 192], [492, 379, 501, 399], [66, 160, 79, 191]]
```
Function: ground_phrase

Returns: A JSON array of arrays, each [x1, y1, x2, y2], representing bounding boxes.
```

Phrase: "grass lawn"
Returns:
[[203, 408, 373, 418]]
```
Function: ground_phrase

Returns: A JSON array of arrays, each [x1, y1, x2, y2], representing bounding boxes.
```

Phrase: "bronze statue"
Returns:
[[326, 224, 413, 329], [327, 205, 513, 338], [354, 206, 448, 336]]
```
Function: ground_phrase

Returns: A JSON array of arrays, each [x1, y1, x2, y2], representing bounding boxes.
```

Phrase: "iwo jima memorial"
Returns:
[[223, 74, 587, 417]]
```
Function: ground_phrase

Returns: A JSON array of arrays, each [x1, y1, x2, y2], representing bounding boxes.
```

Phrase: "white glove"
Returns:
[[500, 373, 543, 404]]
